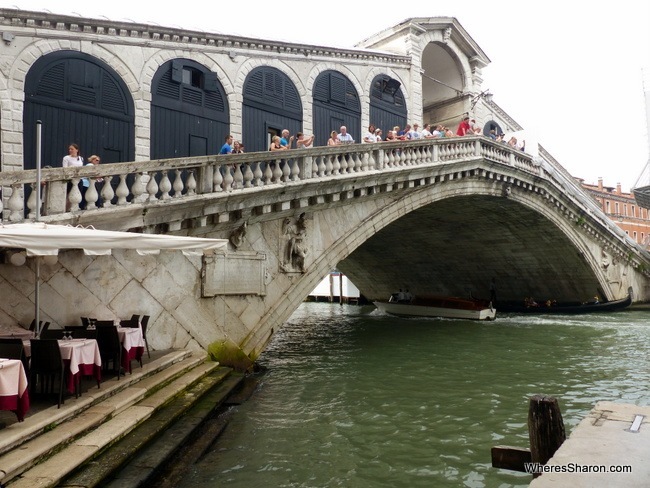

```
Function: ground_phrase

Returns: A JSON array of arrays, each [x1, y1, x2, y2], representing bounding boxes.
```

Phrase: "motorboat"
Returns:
[[373, 295, 496, 321]]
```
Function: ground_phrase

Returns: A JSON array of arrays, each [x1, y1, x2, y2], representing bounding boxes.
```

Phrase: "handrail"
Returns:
[[0, 134, 630, 254]]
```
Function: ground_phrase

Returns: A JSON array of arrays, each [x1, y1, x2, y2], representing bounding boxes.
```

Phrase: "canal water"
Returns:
[[178, 303, 650, 488]]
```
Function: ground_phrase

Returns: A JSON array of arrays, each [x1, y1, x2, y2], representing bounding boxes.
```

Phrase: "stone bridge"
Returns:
[[1, 136, 649, 368]]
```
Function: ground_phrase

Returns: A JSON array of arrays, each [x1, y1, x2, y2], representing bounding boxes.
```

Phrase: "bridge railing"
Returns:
[[0, 136, 566, 222]]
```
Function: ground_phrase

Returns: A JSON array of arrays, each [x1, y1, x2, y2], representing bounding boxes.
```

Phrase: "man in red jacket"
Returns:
[[456, 116, 471, 136]]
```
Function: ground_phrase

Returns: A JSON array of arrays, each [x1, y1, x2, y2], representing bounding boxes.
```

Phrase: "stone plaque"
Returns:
[[202, 252, 266, 297]]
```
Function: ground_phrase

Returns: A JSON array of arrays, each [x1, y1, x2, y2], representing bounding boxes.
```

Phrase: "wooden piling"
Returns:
[[528, 394, 566, 476]]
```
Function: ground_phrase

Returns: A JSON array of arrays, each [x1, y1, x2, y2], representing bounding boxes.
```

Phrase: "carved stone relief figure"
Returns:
[[281, 213, 308, 273], [229, 221, 247, 249], [601, 249, 624, 292]]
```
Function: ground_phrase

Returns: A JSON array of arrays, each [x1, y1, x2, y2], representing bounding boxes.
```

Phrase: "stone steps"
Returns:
[[0, 349, 233, 487], [65, 371, 244, 488]]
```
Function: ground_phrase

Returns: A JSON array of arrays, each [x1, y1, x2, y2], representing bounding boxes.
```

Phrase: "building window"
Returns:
[[634, 231, 638, 240], [631, 205, 636, 218], [624, 204, 628, 216], [615, 202, 619, 214], [182, 67, 201, 88], [606, 201, 611, 213]]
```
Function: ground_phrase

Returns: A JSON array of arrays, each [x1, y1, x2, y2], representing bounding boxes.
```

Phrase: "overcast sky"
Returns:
[[4, 0, 650, 191]]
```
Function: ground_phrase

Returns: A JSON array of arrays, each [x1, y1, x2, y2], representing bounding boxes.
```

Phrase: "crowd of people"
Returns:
[[216, 114, 527, 154]]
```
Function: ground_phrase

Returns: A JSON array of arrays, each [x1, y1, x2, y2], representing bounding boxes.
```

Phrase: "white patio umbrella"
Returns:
[[0, 222, 228, 335]]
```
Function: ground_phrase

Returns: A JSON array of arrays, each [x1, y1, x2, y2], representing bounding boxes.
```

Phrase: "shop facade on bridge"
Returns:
[[0, 9, 514, 178]]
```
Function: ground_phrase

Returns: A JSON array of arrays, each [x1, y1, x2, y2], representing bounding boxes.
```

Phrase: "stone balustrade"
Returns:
[[0, 136, 556, 222]]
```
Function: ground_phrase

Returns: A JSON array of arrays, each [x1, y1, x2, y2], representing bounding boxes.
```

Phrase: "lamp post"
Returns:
[[35, 120, 42, 337]]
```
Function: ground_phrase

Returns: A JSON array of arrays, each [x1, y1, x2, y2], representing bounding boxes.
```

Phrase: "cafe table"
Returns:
[[0, 324, 34, 340], [24, 338, 102, 394], [116, 326, 145, 373], [0, 358, 30, 421]]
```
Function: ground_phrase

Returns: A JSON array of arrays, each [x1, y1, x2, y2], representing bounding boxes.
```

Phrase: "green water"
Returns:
[[180, 303, 650, 487]]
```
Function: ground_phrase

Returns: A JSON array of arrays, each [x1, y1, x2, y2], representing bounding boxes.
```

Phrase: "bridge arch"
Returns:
[[242, 173, 622, 355]]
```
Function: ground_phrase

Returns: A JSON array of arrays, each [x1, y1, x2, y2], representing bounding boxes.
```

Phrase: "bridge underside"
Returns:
[[338, 195, 605, 304]]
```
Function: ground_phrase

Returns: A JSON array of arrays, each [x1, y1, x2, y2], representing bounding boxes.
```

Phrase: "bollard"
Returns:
[[528, 394, 566, 476]]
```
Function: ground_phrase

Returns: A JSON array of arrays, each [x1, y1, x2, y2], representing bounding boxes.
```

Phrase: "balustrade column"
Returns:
[[264, 162, 273, 183], [132, 173, 145, 202], [243, 164, 254, 188], [159, 171, 172, 199], [85, 180, 99, 209], [26, 183, 39, 218], [281, 160, 291, 182], [186, 170, 197, 195], [373, 149, 384, 170], [173, 169, 184, 197], [213, 163, 223, 192], [253, 162, 263, 186], [146, 172, 159, 202], [101, 176, 116, 206], [233, 164, 244, 189], [291, 157, 301, 181], [68, 178, 82, 211], [116, 175, 129, 205], [222, 165, 234, 190], [8, 184, 23, 221], [332, 154, 348, 175]]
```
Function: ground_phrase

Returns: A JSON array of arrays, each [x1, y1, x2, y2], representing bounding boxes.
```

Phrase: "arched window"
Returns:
[[242, 66, 302, 152], [151, 59, 229, 158], [313, 70, 361, 146], [24, 50, 135, 168], [369, 75, 407, 134]]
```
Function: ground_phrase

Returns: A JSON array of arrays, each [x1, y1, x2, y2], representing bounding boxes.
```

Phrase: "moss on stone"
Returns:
[[208, 340, 255, 372]]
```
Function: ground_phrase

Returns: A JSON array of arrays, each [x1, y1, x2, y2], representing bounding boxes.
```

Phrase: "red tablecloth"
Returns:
[[59, 339, 102, 394], [0, 358, 30, 421], [117, 327, 145, 373], [23, 339, 102, 394]]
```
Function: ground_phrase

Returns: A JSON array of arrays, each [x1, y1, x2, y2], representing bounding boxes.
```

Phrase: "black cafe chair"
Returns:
[[140, 315, 151, 359], [94, 320, 116, 328], [40, 329, 65, 340], [120, 318, 139, 328], [0, 338, 28, 373], [0, 338, 23, 359], [29, 320, 50, 333], [29, 339, 66, 408], [96, 325, 122, 380], [72, 327, 97, 340]]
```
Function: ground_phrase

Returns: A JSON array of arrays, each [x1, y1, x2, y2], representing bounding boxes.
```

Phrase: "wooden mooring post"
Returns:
[[491, 395, 566, 477]]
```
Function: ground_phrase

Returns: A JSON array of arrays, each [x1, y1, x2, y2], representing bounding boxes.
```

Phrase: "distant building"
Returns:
[[580, 178, 650, 248], [309, 271, 361, 304]]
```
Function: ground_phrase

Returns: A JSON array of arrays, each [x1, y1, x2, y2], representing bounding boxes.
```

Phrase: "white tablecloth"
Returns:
[[0, 325, 34, 340], [23, 339, 102, 393], [117, 326, 145, 351], [0, 358, 30, 420]]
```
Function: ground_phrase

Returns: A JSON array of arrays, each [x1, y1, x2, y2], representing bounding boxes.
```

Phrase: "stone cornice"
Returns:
[[0, 8, 411, 65], [356, 16, 490, 68]]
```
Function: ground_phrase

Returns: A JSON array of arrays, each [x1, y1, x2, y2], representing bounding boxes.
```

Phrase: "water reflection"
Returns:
[[180, 304, 650, 488]]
